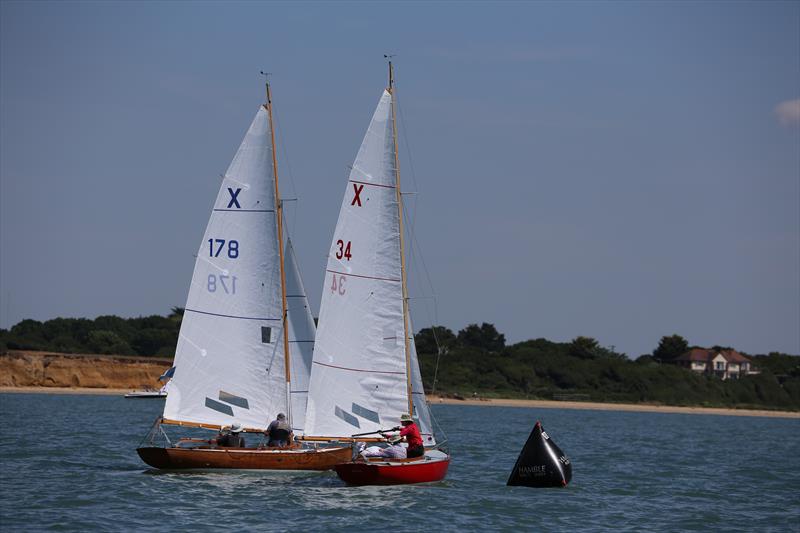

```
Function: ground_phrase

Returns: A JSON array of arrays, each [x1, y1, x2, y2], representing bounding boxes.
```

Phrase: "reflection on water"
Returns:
[[1, 394, 798, 531]]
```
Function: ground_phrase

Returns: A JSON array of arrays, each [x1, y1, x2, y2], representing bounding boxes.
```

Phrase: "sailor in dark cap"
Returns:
[[265, 413, 293, 447]]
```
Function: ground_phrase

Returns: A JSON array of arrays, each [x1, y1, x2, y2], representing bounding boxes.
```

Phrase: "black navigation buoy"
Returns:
[[507, 421, 572, 487]]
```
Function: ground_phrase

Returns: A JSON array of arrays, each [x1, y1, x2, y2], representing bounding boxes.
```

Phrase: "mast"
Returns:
[[388, 60, 414, 418], [264, 77, 293, 425]]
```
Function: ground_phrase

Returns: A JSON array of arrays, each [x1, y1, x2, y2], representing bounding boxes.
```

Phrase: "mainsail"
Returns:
[[285, 237, 316, 435], [163, 106, 287, 430], [305, 89, 436, 445]]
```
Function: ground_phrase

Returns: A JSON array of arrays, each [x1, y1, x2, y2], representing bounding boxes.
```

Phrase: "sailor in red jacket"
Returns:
[[396, 413, 424, 458]]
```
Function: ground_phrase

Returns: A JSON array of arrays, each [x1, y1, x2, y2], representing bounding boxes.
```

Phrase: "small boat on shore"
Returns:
[[303, 61, 450, 485], [136, 78, 349, 471], [124, 389, 166, 399]]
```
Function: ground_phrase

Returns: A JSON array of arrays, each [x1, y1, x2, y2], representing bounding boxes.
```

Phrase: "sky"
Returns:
[[1, 1, 798, 358]]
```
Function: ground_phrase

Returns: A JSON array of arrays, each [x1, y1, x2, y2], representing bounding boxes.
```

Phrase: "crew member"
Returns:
[[397, 413, 424, 458], [217, 423, 246, 447], [212, 425, 230, 446], [266, 413, 293, 447]]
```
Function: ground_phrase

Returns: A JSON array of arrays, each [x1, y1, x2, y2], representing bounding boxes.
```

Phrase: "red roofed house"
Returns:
[[674, 348, 757, 380]]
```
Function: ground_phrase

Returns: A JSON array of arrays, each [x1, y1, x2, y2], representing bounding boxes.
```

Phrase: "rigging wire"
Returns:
[[393, 69, 445, 375], [393, 69, 449, 445], [392, 75, 420, 239], [271, 99, 299, 238], [401, 197, 445, 395], [395, 79, 446, 386]]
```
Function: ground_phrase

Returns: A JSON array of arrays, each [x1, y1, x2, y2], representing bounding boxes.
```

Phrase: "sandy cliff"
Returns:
[[0, 350, 172, 389]]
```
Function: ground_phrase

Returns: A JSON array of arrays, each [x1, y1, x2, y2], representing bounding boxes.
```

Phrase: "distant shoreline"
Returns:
[[2, 386, 797, 419], [0, 386, 135, 396], [427, 395, 800, 419]]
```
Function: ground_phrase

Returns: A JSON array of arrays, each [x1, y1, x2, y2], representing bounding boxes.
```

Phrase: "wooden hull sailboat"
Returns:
[[303, 61, 450, 484], [135, 79, 350, 471], [335, 451, 450, 485], [138, 444, 352, 471]]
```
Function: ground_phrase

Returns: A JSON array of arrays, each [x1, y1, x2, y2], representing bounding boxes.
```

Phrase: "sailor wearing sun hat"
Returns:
[[395, 413, 424, 458], [216, 422, 246, 448]]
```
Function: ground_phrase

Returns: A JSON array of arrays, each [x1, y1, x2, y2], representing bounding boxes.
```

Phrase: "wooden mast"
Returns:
[[388, 60, 414, 418], [264, 77, 293, 425]]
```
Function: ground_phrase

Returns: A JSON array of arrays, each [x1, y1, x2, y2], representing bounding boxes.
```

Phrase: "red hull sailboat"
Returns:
[[303, 61, 450, 484], [335, 451, 450, 485]]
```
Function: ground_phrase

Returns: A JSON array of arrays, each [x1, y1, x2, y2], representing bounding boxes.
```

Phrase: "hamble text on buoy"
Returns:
[[507, 421, 572, 488]]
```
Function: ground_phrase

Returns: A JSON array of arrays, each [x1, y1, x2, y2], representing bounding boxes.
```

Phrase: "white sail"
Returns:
[[306, 89, 435, 441], [285, 237, 316, 435], [163, 106, 286, 430]]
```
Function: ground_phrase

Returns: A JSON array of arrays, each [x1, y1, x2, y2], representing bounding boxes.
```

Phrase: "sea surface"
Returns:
[[1, 394, 798, 532]]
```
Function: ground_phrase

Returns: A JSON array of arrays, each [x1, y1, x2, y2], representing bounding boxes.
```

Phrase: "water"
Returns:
[[1, 394, 798, 531]]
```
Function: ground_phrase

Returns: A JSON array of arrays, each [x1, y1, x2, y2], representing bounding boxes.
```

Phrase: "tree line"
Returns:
[[0, 309, 185, 357], [415, 324, 800, 410], [1, 313, 798, 410]]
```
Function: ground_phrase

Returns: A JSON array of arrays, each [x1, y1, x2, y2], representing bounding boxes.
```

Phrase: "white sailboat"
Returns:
[[137, 81, 351, 470], [303, 62, 450, 484]]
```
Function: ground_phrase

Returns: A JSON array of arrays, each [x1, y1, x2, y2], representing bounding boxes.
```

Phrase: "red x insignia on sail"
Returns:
[[351, 183, 364, 207]]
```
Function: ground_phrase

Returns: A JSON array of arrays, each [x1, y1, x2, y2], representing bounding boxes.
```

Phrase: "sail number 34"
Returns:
[[335, 239, 352, 261]]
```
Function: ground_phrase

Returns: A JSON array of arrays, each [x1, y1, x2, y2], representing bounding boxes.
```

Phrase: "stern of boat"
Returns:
[[335, 449, 450, 485]]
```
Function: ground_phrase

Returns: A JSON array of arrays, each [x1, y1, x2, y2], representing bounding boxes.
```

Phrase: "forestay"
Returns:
[[163, 106, 286, 430], [305, 89, 435, 445], [285, 237, 315, 435], [408, 316, 436, 446]]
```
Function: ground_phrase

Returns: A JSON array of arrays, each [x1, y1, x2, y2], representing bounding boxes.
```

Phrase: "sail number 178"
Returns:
[[209, 239, 239, 259]]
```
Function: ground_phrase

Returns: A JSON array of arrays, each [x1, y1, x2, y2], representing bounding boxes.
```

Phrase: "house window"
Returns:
[[715, 362, 725, 370]]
